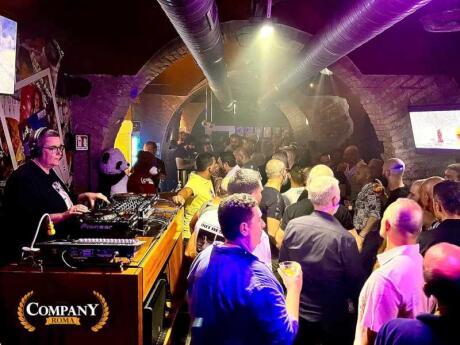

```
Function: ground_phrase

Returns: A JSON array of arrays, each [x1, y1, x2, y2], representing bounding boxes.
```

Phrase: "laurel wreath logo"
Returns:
[[18, 291, 35, 332], [91, 290, 109, 332]]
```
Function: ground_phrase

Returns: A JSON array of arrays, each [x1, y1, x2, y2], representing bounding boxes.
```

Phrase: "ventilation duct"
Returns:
[[157, 0, 235, 111], [258, 0, 432, 108]]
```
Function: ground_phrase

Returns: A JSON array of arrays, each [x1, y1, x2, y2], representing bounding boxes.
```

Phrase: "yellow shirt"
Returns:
[[183, 172, 215, 238]]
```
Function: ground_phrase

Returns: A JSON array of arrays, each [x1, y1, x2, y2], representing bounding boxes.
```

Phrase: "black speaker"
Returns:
[[143, 278, 167, 345]]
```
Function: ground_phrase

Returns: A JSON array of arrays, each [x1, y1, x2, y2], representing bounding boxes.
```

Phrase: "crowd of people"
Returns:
[[174, 133, 460, 345]]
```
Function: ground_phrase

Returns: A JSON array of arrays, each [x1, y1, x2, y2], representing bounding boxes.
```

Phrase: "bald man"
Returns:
[[419, 176, 444, 230], [354, 199, 431, 345], [260, 159, 287, 244], [418, 180, 460, 255], [380, 158, 409, 213], [277, 164, 354, 247], [376, 242, 460, 345]]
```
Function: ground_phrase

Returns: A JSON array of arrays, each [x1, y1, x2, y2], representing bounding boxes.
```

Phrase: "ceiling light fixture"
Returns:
[[320, 68, 333, 76], [259, 0, 274, 38]]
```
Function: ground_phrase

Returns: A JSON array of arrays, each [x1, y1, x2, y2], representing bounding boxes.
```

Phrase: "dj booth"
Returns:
[[0, 194, 185, 345]]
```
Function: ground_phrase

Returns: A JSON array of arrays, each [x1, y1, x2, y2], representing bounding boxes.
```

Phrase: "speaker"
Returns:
[[30, 127, 49, 158], [143, 278, 167, 345]]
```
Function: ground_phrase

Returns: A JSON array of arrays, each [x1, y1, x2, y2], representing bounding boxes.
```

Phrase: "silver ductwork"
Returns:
[[258, 0, 432, 108], [157, 0, 235, 111]]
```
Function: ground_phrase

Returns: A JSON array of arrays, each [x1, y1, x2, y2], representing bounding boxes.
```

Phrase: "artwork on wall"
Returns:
[[0, 68, 71, 184], [263, 127, 272, 138]]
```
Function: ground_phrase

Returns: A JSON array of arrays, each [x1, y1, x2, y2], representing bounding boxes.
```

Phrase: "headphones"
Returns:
[[29, 127, 49, 158]]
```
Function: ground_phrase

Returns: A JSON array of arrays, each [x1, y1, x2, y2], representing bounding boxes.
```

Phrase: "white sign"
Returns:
[[75, 135, 89, 151]]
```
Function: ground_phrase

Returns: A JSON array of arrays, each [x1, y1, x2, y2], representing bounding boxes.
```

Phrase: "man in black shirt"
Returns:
[[418, 180, 460, 255], [276, 164, 353, 248], [260, 159, 287, 244], [2, 128, 107, 264], [280, 175, 363, 345], [380, 158, 409, 213]]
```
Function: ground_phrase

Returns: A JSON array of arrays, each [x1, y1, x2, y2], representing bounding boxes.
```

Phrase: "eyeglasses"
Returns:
[[43, 145, 65, 154]]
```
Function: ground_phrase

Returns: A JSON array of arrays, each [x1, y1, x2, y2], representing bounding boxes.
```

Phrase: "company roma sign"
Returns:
[[17, 290, 109, 332]]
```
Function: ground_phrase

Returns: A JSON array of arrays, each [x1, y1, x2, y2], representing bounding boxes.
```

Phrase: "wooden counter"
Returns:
[[0, 207, 184, 345]]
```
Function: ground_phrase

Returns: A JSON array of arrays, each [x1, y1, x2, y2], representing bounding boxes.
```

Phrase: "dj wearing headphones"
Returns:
[[2, 127, 108, 263]]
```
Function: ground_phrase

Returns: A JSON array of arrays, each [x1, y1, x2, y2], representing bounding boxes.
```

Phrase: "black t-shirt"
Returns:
[[418, 219, 460, 255], [383, 186, 409, 213], [2, 161, 76, 262], [281, 190, 353, 230], [260, 187, 285, 223]]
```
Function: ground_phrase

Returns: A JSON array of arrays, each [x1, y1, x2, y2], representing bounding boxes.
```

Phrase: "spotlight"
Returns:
[[320, 68, 333, 76], [260, 24, 274, 38], [309, 83, 315, 88]]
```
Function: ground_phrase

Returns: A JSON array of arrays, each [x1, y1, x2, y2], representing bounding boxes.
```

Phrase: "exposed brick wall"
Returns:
[[70, 21, 460, 192], [333, 58, 460, 181], [133, 93, 187, 156], [70, 38, 190, 192]]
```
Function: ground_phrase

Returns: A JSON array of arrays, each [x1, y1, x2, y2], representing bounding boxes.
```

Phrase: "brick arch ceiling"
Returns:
[[125, 20, 371, 151]]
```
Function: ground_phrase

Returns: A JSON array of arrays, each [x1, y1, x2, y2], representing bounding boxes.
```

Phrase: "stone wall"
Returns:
[[333, 58, 460, 181], [70, 28, 460, 191]]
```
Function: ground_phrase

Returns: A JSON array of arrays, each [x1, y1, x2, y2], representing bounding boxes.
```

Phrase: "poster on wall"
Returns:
[[235, 127, 245, 136], [255, 127, 263, 139], [243, 127, 254, 137], [0, 100, 17, 182], [263, 127, 272, 138], [0, 69, 71, 184]]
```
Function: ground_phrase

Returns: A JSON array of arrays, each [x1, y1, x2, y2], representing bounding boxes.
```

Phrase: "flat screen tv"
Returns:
[[0, 15, 17, 95], [409, 105, 460, 152]]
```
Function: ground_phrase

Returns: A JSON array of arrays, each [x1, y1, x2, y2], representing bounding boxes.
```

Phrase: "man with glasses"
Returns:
[[2, 127, 108, 264]]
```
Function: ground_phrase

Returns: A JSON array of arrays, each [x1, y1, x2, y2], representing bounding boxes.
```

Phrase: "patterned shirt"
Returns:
[[353, 183, 381, 231]]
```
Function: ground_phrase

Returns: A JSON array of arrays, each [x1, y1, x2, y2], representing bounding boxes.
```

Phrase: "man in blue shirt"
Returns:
[[187, 193, 302, 345]]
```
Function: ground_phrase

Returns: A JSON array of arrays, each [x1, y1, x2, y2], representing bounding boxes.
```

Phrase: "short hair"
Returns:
[[184, 135, 196, 145], [195, 152, 215, 171], [384, 198, 423, 236], [219, 151, 236, 167], [271, 151, 288, 169], [307, 164, 334, 185], [265, 159, 286, 179], [36, 128, 60, 147], [218, 194, 257, 241], [227, 169, 262, 195], [446, 163, 460, 175], [433, 181, 460, 216], [289, 164, 304, 185], [144, 141, 157, 149], [307, 176, 339, 206]]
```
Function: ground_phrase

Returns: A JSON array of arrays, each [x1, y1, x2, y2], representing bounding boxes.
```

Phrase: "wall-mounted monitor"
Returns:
[[0, 15, 18, 95], [409, 105, 460, 152]]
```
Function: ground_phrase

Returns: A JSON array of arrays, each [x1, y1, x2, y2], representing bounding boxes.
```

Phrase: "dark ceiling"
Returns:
[[1, 0, 460, 81]]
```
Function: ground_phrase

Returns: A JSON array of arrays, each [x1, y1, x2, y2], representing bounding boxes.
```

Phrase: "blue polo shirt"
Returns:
[[187, 244, 298, 345]]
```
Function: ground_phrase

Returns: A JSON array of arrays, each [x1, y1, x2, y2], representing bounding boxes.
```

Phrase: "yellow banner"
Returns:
[[45, 317, 81, 325]]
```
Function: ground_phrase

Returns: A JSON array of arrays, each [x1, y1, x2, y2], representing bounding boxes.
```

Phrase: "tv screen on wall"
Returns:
[[409, 105, 460, 151], [0, 15, 17, 95]]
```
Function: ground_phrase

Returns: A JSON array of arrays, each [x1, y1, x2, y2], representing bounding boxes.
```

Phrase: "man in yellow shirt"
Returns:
[[173, 153, 218, 239]]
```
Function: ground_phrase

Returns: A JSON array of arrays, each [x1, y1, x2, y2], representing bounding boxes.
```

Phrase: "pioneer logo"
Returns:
[[18, 291, 109, 332]]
